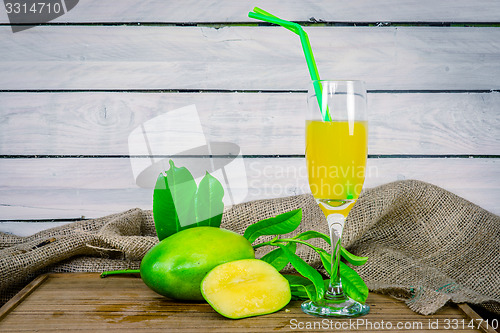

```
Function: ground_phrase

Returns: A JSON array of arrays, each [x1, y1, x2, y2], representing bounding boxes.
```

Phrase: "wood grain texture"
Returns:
[[0, 92, 498, 155], [1, 26, 499, 90], [0, 273, 485, 332], [0, 158, 498, 223], [457, 304, 499, 333], [0, 0, 499, 23], [0, 274, 49, 321]]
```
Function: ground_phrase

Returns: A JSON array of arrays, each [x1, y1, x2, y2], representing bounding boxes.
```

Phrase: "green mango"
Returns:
[[140, 226, 255, 301]]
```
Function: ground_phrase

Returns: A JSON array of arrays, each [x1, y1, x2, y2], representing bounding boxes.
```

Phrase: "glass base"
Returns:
[[301, 297, 370, 318]]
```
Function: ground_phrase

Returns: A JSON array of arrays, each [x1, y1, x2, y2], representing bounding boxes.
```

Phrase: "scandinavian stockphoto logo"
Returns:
[[4, 0, 79, 32], [128, 105, 249, 222]]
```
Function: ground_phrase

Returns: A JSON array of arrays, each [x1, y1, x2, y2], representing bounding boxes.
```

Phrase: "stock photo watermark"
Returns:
[[3, 0, 79, 32], [127, 104, 379, 218], [289, 317, 498, 331], [128, 105, 249, 223], [248, 161, 379, 198]]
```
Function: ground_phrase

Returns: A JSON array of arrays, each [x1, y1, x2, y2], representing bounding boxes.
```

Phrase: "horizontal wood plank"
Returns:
[[0, 273, 484, 332], [0, 0, 499, 23], [0, 222, 72, 236], [0, 92, 498, 155], [0, 158, 498, 225], [1, 26, 499, 90]]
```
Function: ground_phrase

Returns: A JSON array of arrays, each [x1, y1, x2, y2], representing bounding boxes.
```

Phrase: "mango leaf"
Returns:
[[260, 242, 297, 271], [282, 274, 316, 300], [319, 249, 332, 275], [318, 248, 368, 303], [295, 230, 331, 245], [295, 231, 368, 266], [340, 247, 368, 266], [153, 160, 197, 240], [340, 261, 369, 304], [243, 209, 302, 244], [294, 231, 368, 266], [276, 243, 324, 302], [194, 172, 224, 228], [283, 274, 312, 286]]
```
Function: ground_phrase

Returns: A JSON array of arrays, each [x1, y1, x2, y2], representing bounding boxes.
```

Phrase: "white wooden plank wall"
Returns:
[[0, 1, 499, 236], [1, 1, 499, 23], [1, 26, 499, 90]]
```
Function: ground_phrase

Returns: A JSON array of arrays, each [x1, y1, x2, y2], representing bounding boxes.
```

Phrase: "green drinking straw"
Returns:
[[248, 7, 331, 121]]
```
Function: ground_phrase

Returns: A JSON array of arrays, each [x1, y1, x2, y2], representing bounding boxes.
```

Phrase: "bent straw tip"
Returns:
[[248, 7, 264, 17], [252, 6, 271, 15]]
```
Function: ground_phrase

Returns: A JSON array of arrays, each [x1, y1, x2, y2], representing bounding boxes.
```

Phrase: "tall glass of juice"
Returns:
[[301, 80, 370, 317]]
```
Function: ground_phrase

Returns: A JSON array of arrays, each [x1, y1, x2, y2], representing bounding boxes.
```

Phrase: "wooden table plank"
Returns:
[[0, 273, 492, 333]]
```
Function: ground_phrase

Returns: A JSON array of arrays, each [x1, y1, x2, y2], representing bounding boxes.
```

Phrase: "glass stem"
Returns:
[[326, 212, 345, 301], [317, 199, 356, 302]]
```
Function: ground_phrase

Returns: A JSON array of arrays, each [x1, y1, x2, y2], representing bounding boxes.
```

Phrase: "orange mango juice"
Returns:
[[305, 120, 368, 200]]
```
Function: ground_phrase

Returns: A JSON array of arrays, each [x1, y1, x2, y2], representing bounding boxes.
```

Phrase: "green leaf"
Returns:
[[194, 171, 224, 228], [283, 274, 312, 286], [276, 243, 325, 302], [290, 284, 317, 301], [282, 274, 316, 300], [319, 249, 332, 275], [318, 248, 368, 303], [152, 161, 226, 240], [295, 230, 331, 245], [243, 209, 302, 244], [340, 247, 368, 266], [153, 160, 197, 240], [153, 173, 175, 240], [294, 231, 368, 266], [340, 262, 369, 304], [260, 242, 297, 271]]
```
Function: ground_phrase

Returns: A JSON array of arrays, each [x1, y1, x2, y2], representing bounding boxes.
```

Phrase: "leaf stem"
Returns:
[[100, 269, 140, 278], [252, 236, 279, 249], [276, 238, 322, 251], [254, 237, 324, 253]]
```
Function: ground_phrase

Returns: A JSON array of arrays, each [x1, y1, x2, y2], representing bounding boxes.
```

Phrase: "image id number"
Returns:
[[443, 318, 499, 330], [5, 2, 63, 14]]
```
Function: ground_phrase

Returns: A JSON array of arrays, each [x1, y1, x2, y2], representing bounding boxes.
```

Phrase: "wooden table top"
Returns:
[[0, 273, 494, 333]]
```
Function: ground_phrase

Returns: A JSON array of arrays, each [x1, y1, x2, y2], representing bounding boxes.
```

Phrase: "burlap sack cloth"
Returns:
[[1, 180, 499, 316]]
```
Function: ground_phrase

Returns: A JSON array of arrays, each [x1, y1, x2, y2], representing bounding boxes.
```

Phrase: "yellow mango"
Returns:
[[201, 259, 291, 319]]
